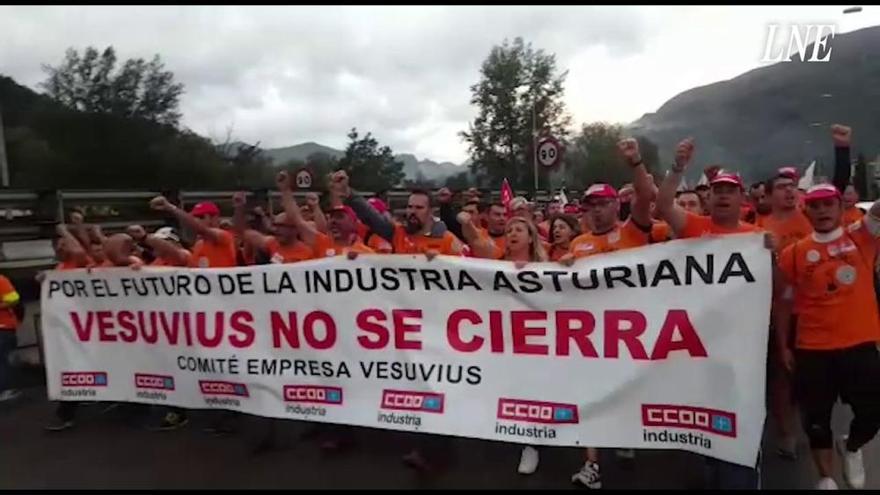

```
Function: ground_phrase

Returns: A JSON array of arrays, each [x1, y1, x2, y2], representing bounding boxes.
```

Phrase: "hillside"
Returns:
[[261, 143, 466, 183], [628, 26, 880, 182]]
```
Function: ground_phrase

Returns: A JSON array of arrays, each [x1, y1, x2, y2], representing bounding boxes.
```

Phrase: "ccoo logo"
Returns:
[[61, 371, 108, 387], [642, 404, 737, 438], [380, 389, 444, 414], [199, 380, 249, 397], [283, 385, 343, 405], [497, 398, 579, 424], [134, 373, 175, 391]]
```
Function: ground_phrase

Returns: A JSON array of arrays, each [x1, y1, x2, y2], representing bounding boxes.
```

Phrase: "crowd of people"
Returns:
[[0, 123, 878, 490]]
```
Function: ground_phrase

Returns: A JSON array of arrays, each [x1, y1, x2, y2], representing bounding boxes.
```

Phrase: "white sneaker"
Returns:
[[837, 437, 866, 489], [517, 446, 540, 475], [572, 461, 602, 489], [815, 477, 839, 490], [0, 389, 21, 402]]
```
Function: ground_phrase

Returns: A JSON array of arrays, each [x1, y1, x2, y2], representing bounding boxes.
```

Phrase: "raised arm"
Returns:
[[232, 192, 250, 238], [831, 124, 852, 193], [277, 171, 318, 246], [304, 193, 328, 234], [457, 211, 495, 258], [618, 138, 653, 228], [149, 196, 222, 243], [437, 188, 464, 241], [334, 171, 395, 242], [56, 223, 89, 265], [657, 138, 695, 236]]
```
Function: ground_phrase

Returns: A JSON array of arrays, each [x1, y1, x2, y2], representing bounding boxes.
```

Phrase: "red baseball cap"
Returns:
[[563, 204, 580, 214], [190, 201, 220, 217], [583, 183, 618, 200], [777, 166, 799, 180], [710, 172, 744, 189], [329, 205, 357, 223], [803, 184, 841, 202], [367, 197, 388, 214]]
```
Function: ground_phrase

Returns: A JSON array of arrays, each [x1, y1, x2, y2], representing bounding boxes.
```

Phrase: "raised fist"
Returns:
[[617, 138, 641, 165], [831, 124, 851, 147], [232, 191, 247, 208], [674, 138, 695, 169], [69, 210, 85, 225], [329, 170, 351, 198], [456, 211, 472, 226], [149, 196, 173, 212], [437, 187, 453, 204], [276, 171, 291, 191], [703, 165, 722, 181], [304, 192, 319, 208]]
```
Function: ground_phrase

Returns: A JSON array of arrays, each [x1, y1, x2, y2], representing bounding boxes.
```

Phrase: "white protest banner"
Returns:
[[41, 233, 771, 467]]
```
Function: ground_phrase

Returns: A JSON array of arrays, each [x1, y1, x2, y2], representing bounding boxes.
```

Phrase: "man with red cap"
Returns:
[[775, 182, 880, 489], [658, 139, 763, 489], [564, 138, 655, 261], [657, 139, 759, 239], [274, 171, 373, 258], [149, 196, 237, 268], [558, 137, 654, 489]]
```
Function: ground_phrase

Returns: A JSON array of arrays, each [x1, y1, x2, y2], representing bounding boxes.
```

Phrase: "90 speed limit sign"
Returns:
[[295, 168, 314, 189], [536, 136, 563, 168]]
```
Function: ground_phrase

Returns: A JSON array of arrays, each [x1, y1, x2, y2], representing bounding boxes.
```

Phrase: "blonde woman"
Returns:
[[496, 217, 548, 474]]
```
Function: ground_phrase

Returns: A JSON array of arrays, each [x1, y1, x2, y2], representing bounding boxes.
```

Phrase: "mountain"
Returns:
[[627, 26, 880, 183], [260, 143, 466, 183]]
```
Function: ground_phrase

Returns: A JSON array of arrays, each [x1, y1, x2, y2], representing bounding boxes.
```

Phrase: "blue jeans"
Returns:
[[0, 331, 17, 393]]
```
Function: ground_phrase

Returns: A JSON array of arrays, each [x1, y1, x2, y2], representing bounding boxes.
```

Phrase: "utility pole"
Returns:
[[532, 99, 538, 192], [0, 103, 9, 187]]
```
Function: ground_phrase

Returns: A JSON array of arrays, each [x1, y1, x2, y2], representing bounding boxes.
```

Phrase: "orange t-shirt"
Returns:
[[569, 219, 649, 259], [190, 229, 238, 268], [312, 233, 375, 258], [470, 228, 507, 260], [266, 237, 315, 264], [356, 224, 393, 254], [651, 222, 671, 243], [151, 250, 193, 267], [778, 221, 880, 350], [0, 275, 20, 330], [392, 225, 461, 255], [844, 206, 865, 226], [757, 211, 813, 251], [548, 244, 569, 262], [679, 212, 760, 239]]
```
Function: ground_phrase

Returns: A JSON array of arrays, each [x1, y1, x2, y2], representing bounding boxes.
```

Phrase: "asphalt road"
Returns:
[[0, 372, 877, 490]]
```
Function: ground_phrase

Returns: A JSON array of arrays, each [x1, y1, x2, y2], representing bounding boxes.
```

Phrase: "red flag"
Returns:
[[500, 178, 514, 212]]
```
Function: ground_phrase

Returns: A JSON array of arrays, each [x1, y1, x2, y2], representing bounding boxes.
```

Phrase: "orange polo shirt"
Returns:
[[569, 219, 649, 259]]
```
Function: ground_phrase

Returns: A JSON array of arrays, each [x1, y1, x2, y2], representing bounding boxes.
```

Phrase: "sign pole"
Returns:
[[532, 100, 538, 193]]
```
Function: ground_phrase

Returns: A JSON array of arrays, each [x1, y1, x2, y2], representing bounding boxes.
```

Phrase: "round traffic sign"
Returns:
[[295, 168, 313, 189], [537, 137, 563, 168]]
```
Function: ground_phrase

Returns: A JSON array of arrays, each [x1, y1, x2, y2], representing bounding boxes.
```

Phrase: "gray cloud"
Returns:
[[0, 6, 650, 163]]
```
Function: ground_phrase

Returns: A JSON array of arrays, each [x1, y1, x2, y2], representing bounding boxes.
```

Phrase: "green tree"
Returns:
[[41, 46, 184, 126], [444, 171, 473, 190], [461, 37, 572, 190], [337, 128, 405, 192], [563, 123, 660, 188]]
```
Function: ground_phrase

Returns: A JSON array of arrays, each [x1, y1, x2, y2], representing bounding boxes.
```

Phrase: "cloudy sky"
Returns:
[[1, 6, 877, 164]]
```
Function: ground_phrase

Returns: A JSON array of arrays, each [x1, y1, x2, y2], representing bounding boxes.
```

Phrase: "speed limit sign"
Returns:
[[536, 136, 563, 168], [295, 168, 313, 189]]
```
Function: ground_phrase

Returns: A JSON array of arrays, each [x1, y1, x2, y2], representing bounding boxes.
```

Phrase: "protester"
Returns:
[[759, 167, 814, 459], [539, 198, 563, 235], [150, 197, 237, 268], [675, 190, 703, 216], [657, 138, 763, 489], [547, 214, 580, 261], [775, 182, 880, 490], [0, 273, 22, 402], [334, 170, 465, 257], [360, 197, 394, 254]]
